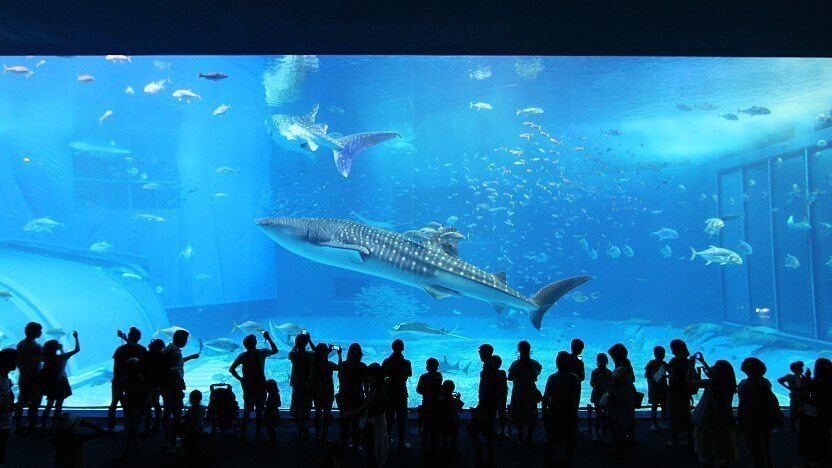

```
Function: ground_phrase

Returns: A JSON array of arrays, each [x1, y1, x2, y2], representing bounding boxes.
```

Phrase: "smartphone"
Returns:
[[333, 345, 341, 351], [301, 328, 308, 335]]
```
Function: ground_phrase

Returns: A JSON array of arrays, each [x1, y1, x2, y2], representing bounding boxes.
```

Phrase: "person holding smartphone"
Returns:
[[229, 330, 278, 441]]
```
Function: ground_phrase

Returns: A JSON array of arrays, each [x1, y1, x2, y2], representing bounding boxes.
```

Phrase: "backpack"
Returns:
[[208, 383, 239, 433]]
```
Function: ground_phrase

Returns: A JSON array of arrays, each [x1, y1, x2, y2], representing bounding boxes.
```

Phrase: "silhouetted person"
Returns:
[[645, 345, 668, 431], [468, 343, 498, 467], [289, 333, 314, 438], [667, 339, 696, 449], [39, 331, 80, 431], [382, 339, 412, 451], [229, 330, 278, 441], [492, 355, 509, 438], [776, 360, 809, 432], [542, 351, 580, 467], [603, 365, 636, 452], [416, 357, 442, 452], [52, 413, 104, 468], [108, 327, 147, 432], [182, 389, 207, 462], [14, 321, 42, 432], [692, 358, 738, 467], [588, 353, 612, 441], [798, 358, 832, 467], [311, 342, 340, 443], [438, 380, 463, 461], [508, 340, 542, 444], [738, 357, 777, 468], [264, 379, 281, 445], [336, 343, 367, 450], [161, 329, 200, 447], [115, 357, 148, 458], [565, 338, 585, 385], [341, 363, 388, 467], [143, 338, 166, 432], [0, 348, 19, 465]]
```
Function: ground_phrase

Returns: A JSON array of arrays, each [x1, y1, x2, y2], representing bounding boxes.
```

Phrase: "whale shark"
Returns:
[[266, 104, 400, 177], [256, 217, 592, 329]]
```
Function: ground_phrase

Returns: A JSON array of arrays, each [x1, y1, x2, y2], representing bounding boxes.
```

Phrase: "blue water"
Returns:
[[1, 55, 831, 407]]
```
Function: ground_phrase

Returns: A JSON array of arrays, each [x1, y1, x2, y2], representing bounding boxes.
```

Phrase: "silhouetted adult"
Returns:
[[468, 343, 498, 467], [416, 357, 443, 451], [565, 338, 586, 383], [798, 358, 832, 467], [311, 342, 340, 443], [507, 340, 542, 444], [667, 339, 696, 449], [341, 363, 388, 468], [382, 339, 412, 451], [161, 329, 199, 446], [738, 357, 777, 468], [692, 358, 738, 467], [14, 322, 42, 432], [542, 351, 580, 467], [38, 331, 80, 431], [143, 338, 166, 432], [289, 333, 315, 438], [336, 343, 367, 450], [0, 348, 19, 465], [229, 331, 278, 441], [108, 327, 147, 432], [115, 357, 148, 458], [601, 365, 636, 453]]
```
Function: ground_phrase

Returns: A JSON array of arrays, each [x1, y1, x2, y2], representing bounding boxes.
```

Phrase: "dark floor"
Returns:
[[2, 417, 805, 468]]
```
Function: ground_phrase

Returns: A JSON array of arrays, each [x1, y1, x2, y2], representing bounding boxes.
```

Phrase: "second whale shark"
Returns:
[[256, 217, 592, 330], [266, 104, 399, 177]]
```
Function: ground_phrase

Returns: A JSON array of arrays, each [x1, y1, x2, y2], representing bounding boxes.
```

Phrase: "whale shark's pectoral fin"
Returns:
[[317, 241, 369, 263], [492, 272, 506, 284], [305, 139, 319, 152], [424, 285, 460, 300], [492, 303, 506, 313]]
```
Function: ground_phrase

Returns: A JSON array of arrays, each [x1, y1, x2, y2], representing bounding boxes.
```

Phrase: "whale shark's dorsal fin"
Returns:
[[424, 284, 459, 300], [316, 123, 328, 134], [306, 104, 319, 123], [492, 272, 506, 283], [492, 303, 506, 313]]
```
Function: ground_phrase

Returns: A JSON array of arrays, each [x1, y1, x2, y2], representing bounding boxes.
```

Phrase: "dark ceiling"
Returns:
[[1, 0, 831, 56]]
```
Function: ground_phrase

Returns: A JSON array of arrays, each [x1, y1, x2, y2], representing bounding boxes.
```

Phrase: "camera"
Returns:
[[452, 392, 460, 399]]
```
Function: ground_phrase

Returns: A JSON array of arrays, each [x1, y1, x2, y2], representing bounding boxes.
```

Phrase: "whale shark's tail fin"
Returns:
[[530, 275, 593, 330], [333, 132, 400, 177]]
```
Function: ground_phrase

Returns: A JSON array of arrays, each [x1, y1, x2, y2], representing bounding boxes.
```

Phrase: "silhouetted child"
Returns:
[[416, 357, 442, 452], [492, 355, 509, 438], [589, 353, 612, 441], [52, 413, 105, 468], [116, 357, 148, 458], [777, 361, 809, 432], [182, 390, 206, 460], [39, 331, 80, 431], [143, 339, 166, 432], [438, 380, 463, 460], [0, 348, 19, 465], [264, 379, 281, 445], [645, 346, 668, 430]]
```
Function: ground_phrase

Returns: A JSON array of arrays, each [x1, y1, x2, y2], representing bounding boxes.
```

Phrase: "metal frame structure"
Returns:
[[716, 141, 828, 343]]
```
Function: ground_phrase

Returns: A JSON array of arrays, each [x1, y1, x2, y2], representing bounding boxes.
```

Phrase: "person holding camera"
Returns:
[[108, 328, 147, 432], [229, 330, 278, 442], [310, 342, 341, 443]]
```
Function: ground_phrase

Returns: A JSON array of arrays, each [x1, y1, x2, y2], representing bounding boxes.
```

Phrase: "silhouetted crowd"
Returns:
[[1, 321, 831, 467]]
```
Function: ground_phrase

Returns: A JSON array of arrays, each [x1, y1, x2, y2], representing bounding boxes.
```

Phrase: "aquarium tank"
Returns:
[[1, 55, 831, 408]]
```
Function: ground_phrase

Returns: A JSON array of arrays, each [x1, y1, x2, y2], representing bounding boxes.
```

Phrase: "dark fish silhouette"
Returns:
[[198, 71, 229, 81]]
